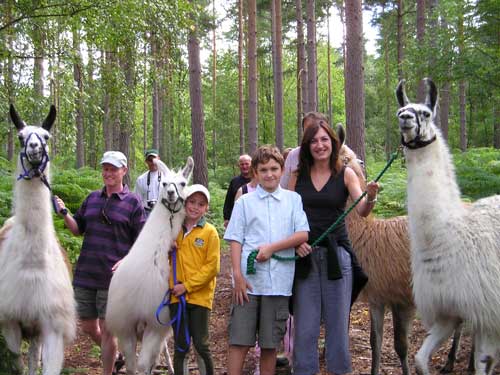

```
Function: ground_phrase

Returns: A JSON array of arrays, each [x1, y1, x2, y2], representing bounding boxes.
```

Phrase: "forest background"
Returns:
[[0, 0, 499, 370]]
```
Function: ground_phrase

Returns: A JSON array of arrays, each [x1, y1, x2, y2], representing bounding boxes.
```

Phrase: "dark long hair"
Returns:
[[297, 120, 342, 178]]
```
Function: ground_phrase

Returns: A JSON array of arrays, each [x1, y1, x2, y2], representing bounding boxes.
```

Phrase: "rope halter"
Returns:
[[17, 131, 50, 181], [161, 182, 185, 228]]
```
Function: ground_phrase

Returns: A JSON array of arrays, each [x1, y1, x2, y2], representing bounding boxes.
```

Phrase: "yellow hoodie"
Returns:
[[169, 217, 220, 309]]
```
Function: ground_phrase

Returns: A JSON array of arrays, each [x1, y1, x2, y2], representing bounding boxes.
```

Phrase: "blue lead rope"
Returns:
[[155, 247, 190, 352]]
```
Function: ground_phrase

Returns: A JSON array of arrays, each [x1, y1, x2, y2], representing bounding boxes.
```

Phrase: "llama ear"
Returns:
[[155, 159, 171, 176], [396, 80, 409, 108], [424, 78, 438, 114], [42, 105, 57, 131], [336, 123, 346, 145], [182, 157, 194, 181], [9, 104, 25, 131]]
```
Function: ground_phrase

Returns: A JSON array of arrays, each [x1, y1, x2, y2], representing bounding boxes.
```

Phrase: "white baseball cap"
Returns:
[[100, 151, 128, 168], [185, 184, 210, 203]]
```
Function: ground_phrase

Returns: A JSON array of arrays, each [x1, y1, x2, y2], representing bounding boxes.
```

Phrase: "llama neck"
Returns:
[[14, 165, 53, 225], [405, 133, 463, 218]]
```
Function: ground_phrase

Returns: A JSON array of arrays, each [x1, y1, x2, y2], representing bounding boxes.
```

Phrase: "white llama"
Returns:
[[396, 78, 500, 375], [0, 105, 76, 375], [106, 156, 194, 375]]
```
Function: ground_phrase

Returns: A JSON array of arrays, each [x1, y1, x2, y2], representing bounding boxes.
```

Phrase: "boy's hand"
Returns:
[[296, 242, 312, 258], [172, 283, 187, 297], [233, 274, 252, 305], [256, 244, 273, 262]]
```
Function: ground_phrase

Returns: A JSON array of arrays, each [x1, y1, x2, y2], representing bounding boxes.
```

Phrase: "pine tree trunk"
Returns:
[[151, 32, 161, 150], [188, 11, 208, 186], [416, 0, 426, 100], [327, 8, 332, 125], [247, 0, 258, 155], [397, 0, 405, 81], [296, 0, 307, 143], [440, 81, 451, 141], [5, 1, 14, 160], [238, 0, 246, 155], [271, 0, 284, 150], [306, 0, 317, 112], [345, 0, 366, 162], [73, 28, 85, 168]]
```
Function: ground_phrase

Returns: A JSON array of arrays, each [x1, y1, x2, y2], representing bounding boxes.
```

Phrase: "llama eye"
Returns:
[[180, 182, 186, 187], [44, 134, 49, 140], [423, 112, 430, 118]]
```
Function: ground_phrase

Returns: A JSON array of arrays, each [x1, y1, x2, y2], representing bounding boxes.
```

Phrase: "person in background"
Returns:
[[224, 145, 309, 375], [288, 121, 379, 375], [169, 184, 220, 375], [135, 149, 161, 218], [282, 147, 293, 162], [223, 154, 252, 228], [280, 112, 329, 189], [55, 151, 146, 375]]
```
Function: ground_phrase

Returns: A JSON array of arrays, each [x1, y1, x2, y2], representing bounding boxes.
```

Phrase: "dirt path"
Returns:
[[62, 251, 495, 375]]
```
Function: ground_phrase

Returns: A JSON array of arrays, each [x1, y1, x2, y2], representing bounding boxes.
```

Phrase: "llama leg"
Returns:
[[2, 321, 24, 374], [369, 303, 385, 375], [40, 330, 65, 375], [474, 334, 498, 375], [392, 305, 414, 375], [440, 323, 463, 373], [137, 327, 166, 374], [118, 333, 137, 375], [27, 337, 41, 375], [161, 334, 174, 374], [415, 319, 457, 375]]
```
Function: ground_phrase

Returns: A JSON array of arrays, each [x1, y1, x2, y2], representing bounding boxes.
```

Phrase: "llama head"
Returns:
[[336, 123, 366, 189], [396, 78, 438, 149], [10, 104, 55, 168], [154, 156, 194, 213]]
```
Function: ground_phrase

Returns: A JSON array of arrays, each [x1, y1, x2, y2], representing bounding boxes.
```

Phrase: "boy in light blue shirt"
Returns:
[[224, 145, 309, 375]]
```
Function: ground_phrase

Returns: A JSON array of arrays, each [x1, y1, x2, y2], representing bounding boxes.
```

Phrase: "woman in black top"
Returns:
[[289, 120, 379, 375]]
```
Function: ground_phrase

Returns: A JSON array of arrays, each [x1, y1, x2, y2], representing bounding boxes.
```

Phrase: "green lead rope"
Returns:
[[246, 148, 401, 275]]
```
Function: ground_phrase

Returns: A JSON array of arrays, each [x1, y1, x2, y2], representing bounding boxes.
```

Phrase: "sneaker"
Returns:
[[113, 353, 125, 374]]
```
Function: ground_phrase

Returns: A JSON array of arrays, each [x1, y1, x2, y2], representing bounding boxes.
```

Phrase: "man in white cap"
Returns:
[[134, 148, 161, 217], [56, 150, 146, 375]]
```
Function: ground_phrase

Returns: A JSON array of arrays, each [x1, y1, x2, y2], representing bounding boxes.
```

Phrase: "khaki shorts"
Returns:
[[74, 287, 109, 320], [228, 295, 289, 349]]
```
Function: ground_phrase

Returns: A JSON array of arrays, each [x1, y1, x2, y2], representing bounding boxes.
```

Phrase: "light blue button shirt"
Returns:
[[224, 185, 309, 296]]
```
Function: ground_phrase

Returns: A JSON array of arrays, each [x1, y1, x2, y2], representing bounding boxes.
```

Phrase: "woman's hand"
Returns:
[[296, 242, 313, 258], [366, 180, 380, 202], [172, 283, 187, 297], [232, 274, 252, 305]]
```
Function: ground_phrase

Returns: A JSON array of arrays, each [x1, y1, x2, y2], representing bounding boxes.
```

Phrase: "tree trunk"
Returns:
[[271, 0, 284, 150], [5, 0, 14, 160], [238, 0, 245, 155], [188, 13, 208, 186], [73, 28, 85, 168], [143, 38, 148, 153], [247, 0, 258, 155], [397, 0, 405, 81], [306, 0, 318, 112], [327, 7, 333, 124], [296, 0, 307, 143], [416, 0, 426, 100], [344, 0, 366, 162], [459, 80, 467, 151], [383, 5, 392, 159], [152, 32, 161, 150], [494, 103, 500, 149], [102, 50, 113, 150], [440, 81, 451, 141], [32, 7, 45, 117]]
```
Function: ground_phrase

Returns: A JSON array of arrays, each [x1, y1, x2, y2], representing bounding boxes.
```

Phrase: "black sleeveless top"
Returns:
[[295, 167, 353, 279]]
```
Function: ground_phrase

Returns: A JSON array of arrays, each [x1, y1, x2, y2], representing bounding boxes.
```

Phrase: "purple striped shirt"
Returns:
[[73, 185, 146, 289]]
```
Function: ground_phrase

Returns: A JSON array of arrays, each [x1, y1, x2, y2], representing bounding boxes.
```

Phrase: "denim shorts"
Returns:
[[229, 294, 289, 349], [74, 286, 109, 320]]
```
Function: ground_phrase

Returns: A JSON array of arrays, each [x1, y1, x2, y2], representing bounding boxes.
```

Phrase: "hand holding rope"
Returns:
[[246, 148, 402, 275]]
